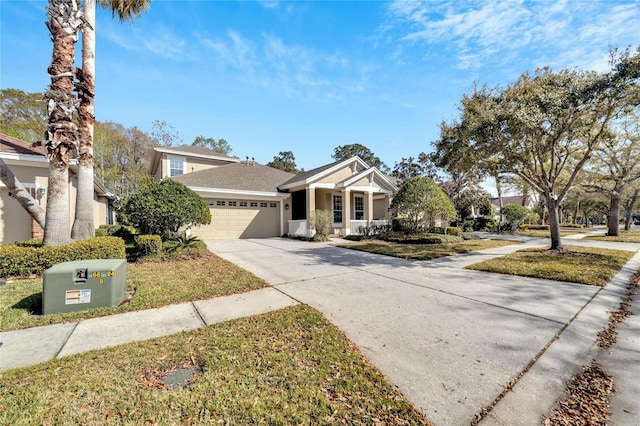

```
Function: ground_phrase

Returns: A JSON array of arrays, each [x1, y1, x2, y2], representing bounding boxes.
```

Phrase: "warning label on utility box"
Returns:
[[65, 289, 91, 305]]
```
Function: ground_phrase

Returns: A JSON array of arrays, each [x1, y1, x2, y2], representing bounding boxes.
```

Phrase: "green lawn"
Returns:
[[337, 239, 519, 260], [0, 253, 268, 332], [514, 228, 591, 238], [584, 229, 640, 243], [0, 306, 430, 425], [466, 246, 633, 286]]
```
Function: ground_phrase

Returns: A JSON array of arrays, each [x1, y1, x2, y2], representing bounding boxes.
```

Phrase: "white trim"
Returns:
[[308, 183, 335, 190], [342, 167, 398, 192], [348, 186, 392, 194], [190, 187, 290, 201], [279, 156, 369, 190], [155, 147, 240, 163], [0, 153, 49, 168]]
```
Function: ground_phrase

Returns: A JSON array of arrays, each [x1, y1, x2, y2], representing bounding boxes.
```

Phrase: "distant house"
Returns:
[[0, 132, 116, 244], [151, 146, 397, 239], [490, 195, 537, 218]]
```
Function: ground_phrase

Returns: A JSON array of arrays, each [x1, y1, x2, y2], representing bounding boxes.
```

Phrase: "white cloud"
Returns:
[[201, 30, 372, 101], [383, 0, 640, 73], [102, 24, 188, 61]]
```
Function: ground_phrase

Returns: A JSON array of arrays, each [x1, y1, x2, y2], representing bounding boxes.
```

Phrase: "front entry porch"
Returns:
[[287, 187, 392, 237]]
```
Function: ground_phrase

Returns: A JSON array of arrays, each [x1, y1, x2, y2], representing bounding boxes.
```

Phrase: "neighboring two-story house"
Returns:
[[0, 132, 115, 244], [150, 146, 397, 239]]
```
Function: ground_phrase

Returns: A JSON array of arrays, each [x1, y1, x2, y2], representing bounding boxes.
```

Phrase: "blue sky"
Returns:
[[2, 0, 639, 190]]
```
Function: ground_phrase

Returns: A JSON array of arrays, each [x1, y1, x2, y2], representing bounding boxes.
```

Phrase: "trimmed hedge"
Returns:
[[429, 226, 463, 237], [134, 234, 163, 257], [379, 231, 462, 245], [95, 224, 137, 239], [0, 237, 126, 278], [521, 224, 550, 230], [560, 223, 584, 229]]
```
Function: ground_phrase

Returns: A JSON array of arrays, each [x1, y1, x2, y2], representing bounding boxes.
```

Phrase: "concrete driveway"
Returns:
[[206, 237, 640, 426]]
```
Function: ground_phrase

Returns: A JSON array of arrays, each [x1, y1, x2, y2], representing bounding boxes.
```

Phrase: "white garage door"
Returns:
[[191, 200, 280, 239]]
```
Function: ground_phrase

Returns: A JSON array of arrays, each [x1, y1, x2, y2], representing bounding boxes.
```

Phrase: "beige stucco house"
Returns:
[[0, 132, 115, 244], [151, 146, 397, 239]]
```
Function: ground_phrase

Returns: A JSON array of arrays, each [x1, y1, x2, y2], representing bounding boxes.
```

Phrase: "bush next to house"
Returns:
[[121, 179, 211, 240], [163, 233, 208, 258], [390, 177, 457, 234], [0, 237, 126, 278], [133, 235, 163, 258], [308, 209, 333, 240], [95, 224, 137, 239], [473, 216, 497, 231], [501, 204, 532, 226]]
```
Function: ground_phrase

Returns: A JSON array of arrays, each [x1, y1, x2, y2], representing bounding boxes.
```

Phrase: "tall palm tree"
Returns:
[[72, 0, 150, 240], [43, 0, 83, 246]]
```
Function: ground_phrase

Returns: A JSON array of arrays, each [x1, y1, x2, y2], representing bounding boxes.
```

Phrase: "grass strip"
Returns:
[[0, 306, 430, 425], [584, 230, 640, 243], [466, 246, 632, 286], [514, 229, 590, 238], [0, 252, 267, 332], [337, 239, 518, 261]]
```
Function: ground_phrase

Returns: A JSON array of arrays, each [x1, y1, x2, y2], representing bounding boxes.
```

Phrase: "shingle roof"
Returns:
[[0, 133, 47, 156], [280, 160, 341, 187], [172, 162, 295, 192]]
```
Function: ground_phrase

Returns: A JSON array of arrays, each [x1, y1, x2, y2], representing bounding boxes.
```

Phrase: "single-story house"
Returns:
[[150, 146, 397, 239], [0, 132, 116, 244]]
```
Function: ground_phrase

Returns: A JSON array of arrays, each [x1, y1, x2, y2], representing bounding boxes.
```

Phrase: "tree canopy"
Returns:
[[433, 47, 640, 249], [94, 121, 157, 200], [582, 111, 640, 235], [192, 135, 232, 155], [121, 179, 211, 240], [390, 176, 456, 233], [332, 143, 389, 173], [391, 152, 439, 184], [0, 88, 47, 142], [266, 150, 299, 173]]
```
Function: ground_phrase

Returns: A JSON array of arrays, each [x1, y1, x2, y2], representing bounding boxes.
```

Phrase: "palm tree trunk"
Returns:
[[43, 0, 82, 246], [0, 158, 46, 228], [72, 0, 96, 240]]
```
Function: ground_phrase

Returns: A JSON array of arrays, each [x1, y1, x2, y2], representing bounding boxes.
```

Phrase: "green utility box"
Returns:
[[42, 259, 127, 315]]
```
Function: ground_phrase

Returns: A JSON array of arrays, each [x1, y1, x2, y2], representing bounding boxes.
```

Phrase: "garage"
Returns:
[[190, 199, 281, 239]]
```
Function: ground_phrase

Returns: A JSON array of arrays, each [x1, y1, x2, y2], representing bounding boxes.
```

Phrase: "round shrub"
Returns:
[[121, 179, 211, 240]]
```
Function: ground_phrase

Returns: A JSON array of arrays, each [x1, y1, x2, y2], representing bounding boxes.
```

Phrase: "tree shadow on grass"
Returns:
[[12, 292, 42, 315]]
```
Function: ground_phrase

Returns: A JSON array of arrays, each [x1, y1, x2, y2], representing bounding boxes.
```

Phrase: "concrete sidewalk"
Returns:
[[208, 236, 640, 426], [1, 235, 638, 426], [0, 287, 298, 371]]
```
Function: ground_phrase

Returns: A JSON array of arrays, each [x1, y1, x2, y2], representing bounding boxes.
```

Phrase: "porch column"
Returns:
[[342, 189, 351, 235], [366, 191, 374, 222], [307, 187, 316, 219]]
